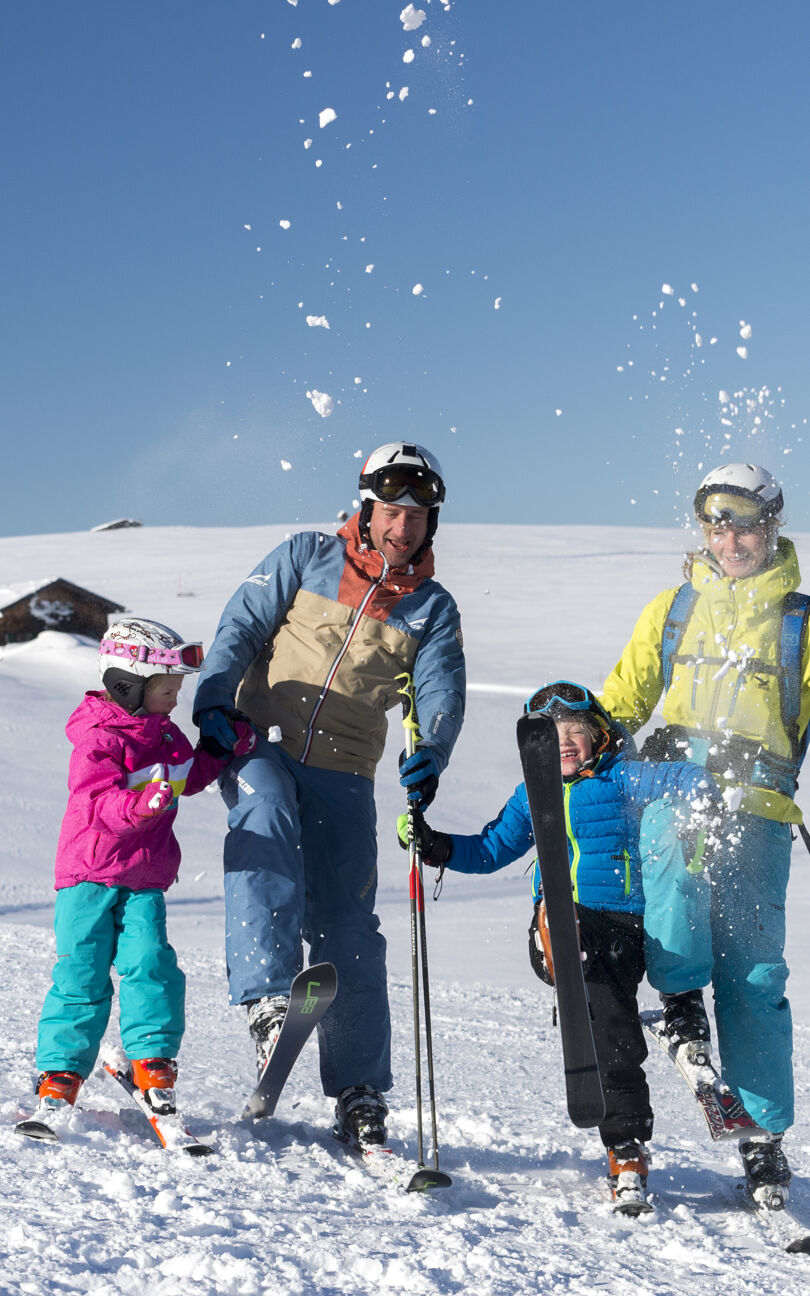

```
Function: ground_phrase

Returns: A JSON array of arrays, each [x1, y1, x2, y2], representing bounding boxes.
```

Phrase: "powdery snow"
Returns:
[[2, 523, 810, 1295]]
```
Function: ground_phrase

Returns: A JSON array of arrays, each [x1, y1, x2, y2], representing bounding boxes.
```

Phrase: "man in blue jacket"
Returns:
[[194, 443, 465, 1148]]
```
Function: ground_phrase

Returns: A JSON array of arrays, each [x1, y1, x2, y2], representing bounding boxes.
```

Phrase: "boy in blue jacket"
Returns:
[[400, 681, 721, 1210]]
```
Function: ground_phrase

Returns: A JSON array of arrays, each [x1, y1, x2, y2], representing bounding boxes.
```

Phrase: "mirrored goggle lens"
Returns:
[[698, 491, 765, 527], [363, 467, 444, 505], [526, 682, 591, 715], [175, 642, 205, 668]]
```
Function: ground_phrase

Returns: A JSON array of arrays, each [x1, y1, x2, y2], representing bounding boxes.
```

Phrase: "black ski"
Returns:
[[15, 1115, 60, 1143], [517, 710, 605, 1128], [242, 962, 338, 1120]]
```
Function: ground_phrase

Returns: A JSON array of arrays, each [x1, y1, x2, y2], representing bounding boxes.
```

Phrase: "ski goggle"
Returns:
[[359, 465, 446, 506], [694, 486, 781, 528], [525, 681, 596, 717], [99, 638, 205, 670]]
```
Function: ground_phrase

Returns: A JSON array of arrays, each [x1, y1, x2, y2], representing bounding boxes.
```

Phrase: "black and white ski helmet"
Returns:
[[358, 442, 446, 510]]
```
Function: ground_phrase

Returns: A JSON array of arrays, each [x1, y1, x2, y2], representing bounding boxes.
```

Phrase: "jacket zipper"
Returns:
[[299, 565, 386, 764]]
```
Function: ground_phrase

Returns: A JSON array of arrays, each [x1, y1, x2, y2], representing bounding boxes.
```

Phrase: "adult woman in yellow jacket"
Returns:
[[601, 463, 810, 1209]]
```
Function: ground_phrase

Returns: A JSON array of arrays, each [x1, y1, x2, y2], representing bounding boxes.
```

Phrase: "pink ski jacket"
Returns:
[[53, 691, 224, 892]]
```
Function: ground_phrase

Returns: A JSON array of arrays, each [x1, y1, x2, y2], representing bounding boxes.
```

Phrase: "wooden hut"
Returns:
[[0, 579, 125, 646]]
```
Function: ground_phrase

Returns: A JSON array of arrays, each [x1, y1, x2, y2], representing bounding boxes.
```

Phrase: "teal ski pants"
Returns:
[[36, 883, 185, 1077], [640, 801, 793, 1132]]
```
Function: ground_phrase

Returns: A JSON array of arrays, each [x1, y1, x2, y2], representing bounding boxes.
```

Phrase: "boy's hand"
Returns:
[[395, 813, 452, 867]]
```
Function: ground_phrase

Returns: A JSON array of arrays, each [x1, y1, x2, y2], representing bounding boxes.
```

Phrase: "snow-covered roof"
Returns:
[[0, 579, 58, 612], [90, 518, 143, 532]]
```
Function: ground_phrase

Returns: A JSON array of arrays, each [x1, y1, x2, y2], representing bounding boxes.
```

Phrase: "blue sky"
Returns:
[[3, 1, 810, 537]]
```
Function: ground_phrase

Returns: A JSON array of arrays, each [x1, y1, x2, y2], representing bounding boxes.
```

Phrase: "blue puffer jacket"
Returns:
[[445, 752, 717, 913]]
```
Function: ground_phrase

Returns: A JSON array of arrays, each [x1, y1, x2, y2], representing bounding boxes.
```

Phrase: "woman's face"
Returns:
[[706, 524, 770, 579]]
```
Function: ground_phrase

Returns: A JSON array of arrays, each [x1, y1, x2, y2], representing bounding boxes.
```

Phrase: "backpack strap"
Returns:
[[779, 591, 810, 766], [661, 582, 700, 692]]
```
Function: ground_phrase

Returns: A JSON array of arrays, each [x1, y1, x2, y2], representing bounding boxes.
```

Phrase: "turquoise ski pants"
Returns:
[[640, 801, 793, 1132], [36, 883, 185, 1077]]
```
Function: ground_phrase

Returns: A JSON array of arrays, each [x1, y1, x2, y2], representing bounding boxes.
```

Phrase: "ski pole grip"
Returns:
[[396, 671, 421, 757]]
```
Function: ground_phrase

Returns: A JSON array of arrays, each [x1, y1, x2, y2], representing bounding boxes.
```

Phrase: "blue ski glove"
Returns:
[[198, 707, 251, 759], [398, 747, 440, 811]]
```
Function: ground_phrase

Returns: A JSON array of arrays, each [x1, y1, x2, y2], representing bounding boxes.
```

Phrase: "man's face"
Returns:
[[706, 524, 770, 579], [368, 501, 430, 568]]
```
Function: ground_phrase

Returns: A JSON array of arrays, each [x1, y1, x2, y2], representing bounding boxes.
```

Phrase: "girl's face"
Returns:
[[556, 719, 593, 777], [144, 674, 183, 715]]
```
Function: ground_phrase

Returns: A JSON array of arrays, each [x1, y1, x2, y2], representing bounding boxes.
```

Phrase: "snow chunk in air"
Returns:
[[400, 5, 426, 31], [306, 389, 334, 417], [319, 107, 337, 129], [306, 315, 330, 329]]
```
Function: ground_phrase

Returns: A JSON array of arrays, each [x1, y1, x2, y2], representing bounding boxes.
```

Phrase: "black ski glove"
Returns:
[[395, 813, 452, 868]]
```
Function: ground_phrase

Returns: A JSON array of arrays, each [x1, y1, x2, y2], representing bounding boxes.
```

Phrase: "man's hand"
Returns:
[[199, 707, 252, 759], [398, 747, 440, 811]]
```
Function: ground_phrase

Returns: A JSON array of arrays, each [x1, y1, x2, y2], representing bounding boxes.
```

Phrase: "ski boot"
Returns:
[[334, 1084, 389, 1150], [660, 989, 711, 1066], [36, 1070, 83, 1109], [246, 994, 289, 1078], [739, 1132, 791, 1210], [130, 1058, 178, 1115], [608, 1140, 653, 1216]]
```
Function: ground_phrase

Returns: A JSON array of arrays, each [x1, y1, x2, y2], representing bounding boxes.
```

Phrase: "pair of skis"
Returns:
[[15, 1061, 214, 1156]]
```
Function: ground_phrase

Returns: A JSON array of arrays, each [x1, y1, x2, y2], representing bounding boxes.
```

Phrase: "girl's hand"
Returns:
[[133, 780, 174, 818]]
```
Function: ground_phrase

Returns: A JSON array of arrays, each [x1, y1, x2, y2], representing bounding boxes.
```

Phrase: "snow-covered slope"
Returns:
[[2, 522, 810, 1294]]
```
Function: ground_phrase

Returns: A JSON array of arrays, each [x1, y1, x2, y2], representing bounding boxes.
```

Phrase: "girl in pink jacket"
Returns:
[[27, 618, 254, 1127]]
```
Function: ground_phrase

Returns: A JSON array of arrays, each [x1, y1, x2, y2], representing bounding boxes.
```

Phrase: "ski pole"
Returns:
[[397, 672, 451, 1192]]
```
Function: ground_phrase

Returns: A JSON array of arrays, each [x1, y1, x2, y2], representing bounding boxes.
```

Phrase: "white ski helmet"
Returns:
[[694, 463, 784, 527], [358, 442, 446, 510], [99, 618, 204, 714]]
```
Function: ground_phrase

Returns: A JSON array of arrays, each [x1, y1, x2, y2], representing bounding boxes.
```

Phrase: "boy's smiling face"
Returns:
[[555, 718, 594, 777]]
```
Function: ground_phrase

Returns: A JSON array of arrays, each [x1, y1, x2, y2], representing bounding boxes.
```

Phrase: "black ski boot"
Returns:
[[660, 989, 711, 1066], [246, 994, 289, 1077], [739, 1133, 791, 1210], [334, 1084, 389, 1149]]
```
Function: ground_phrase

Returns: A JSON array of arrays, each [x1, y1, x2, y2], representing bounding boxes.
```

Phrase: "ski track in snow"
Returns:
[[2, 523, 810, 1293]]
